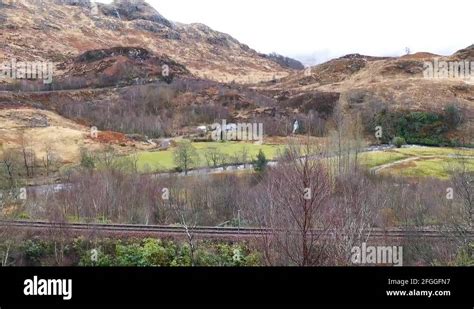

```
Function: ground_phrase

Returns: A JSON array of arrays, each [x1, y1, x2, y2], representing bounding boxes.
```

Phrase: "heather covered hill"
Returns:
[[0, 1, 472, 148], [0, 0, 293, 83], [256, 46, 474, 145]]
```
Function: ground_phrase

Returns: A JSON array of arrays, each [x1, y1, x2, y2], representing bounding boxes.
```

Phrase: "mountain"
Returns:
[[256, 47, 474, 144], [0, 1, 472, 156], [451, 44, 474, 60], [0, 0, 293, 83]]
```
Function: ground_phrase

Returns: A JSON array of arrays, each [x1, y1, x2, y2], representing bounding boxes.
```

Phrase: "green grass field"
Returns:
[[391, 147, 474, 157], [381, 157, 474, 179], [359, 151, 409, 169], [363, 147, 474, 179], [131, 143, 474, 178], [133, 141, 282, 172]]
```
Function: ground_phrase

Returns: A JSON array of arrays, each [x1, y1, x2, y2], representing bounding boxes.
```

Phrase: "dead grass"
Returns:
[[0, 108, 136, 164]]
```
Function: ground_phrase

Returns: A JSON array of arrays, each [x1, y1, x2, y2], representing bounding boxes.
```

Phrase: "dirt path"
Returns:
[[370, 155, 474, 174], [370, 156, 421, 174]]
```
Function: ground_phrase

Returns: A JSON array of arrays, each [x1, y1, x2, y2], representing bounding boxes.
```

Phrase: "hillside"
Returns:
[[0, 0, 472, 157], [0, 0, 293, 83], [257, 48, 474, 144]]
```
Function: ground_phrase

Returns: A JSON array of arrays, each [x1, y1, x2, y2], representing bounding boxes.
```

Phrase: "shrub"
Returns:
[[80, 150, 95, 169], [173, 141, 198, 175], [22, 240, 48, 266], [444, 104, 463, 129], [392, 136, 406, 148], [454, 243, 474, 266]]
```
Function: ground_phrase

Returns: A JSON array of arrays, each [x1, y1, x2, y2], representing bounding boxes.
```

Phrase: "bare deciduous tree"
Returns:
[[443, 156, 473, 258], [330, 171, 378, 265], [19, 134, 36, 178], [250, 142, 333, 266], [0, 148, 20, 188], [42, 144, 59, 177]]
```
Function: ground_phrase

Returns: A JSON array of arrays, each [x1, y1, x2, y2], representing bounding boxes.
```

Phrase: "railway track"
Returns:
[[1, 220, 472, 240], [0, 220, 267, 238]]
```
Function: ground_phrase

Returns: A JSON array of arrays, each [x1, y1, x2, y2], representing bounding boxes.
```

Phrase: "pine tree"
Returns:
[[254, 150, 268, 172]]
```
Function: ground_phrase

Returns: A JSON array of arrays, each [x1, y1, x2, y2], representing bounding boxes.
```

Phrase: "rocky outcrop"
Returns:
[[100, 0, 173, 28], [261, 53, 305, 70], [75, 47, 151, 63]]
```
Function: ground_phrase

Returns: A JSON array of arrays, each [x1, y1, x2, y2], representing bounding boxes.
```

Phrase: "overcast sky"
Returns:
[[101, 0, 473, 65]]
